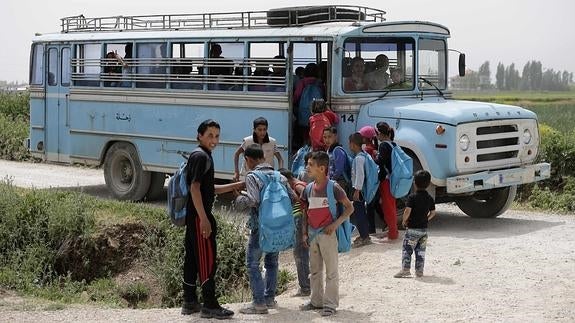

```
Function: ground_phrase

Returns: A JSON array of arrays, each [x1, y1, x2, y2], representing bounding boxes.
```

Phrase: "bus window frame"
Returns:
[[30, 44, 44, 86], [341, 36, 416, 93]]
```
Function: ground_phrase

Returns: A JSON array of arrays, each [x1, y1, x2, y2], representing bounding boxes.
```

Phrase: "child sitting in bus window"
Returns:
[[233, 117, 284, 181], [308, 99, 338, 151]]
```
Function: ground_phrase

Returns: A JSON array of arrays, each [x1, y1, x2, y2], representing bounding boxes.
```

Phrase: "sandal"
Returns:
[[321, 307, 336, 316], [299, 301, 322, 311]]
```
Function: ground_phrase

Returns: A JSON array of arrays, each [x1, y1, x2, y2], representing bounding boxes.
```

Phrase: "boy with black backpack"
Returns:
[[234, 144, 298, 315]]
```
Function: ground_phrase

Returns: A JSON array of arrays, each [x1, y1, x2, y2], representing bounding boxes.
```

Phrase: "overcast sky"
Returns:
[[1, 0, 574, 82]]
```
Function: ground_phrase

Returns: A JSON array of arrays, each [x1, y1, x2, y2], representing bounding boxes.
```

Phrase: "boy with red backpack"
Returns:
[[309, 100, 338, 151]]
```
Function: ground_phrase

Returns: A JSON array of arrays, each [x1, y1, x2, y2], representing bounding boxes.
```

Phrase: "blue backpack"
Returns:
[[297, 80, 323, 127], [291, 144, 311, 179], [384, 142, 414, 198], [167, 148, 210, 227], [331, 145, 352, 184], [355, 151, 380, 204], [305, 180, 355, 253], [252, 170, 295, 253]]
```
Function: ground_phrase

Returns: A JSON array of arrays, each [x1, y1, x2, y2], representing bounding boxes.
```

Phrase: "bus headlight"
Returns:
[[459, 134, 470, 151], [523, 129, 532, 144]]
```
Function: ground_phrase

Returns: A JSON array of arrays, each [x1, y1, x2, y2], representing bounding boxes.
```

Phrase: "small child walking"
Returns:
[[394, 170, 436, 278]]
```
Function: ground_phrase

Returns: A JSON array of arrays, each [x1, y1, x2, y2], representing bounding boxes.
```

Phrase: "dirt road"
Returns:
[[1, 160, 574, 322]]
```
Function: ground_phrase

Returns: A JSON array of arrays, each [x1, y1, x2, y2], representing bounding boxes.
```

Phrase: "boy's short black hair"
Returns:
[[309, 151, 329, 168], [278, 168, 294, 180], [323, 126, 338, 135], [303, 151, 313, 163], [253, 117, 268, 129], [311, 99, 327, 114], [197, 119, 220, 137], [349, 132, 364, 146], [414, 170, 431, 190], [244, 144, 264, 160]]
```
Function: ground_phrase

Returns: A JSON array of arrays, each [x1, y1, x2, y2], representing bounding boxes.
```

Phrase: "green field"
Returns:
[[453, 91, 575, 133]]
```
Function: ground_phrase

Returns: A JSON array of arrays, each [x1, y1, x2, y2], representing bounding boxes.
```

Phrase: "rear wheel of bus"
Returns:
[[104, 142, 151, 201]]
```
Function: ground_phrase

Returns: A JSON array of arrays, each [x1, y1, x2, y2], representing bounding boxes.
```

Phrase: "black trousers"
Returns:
[[183, 214, 219, 308]]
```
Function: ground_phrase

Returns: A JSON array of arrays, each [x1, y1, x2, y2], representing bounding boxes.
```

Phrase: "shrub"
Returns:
[[0, 91, 29, 119], [0, 114, 30, 160]]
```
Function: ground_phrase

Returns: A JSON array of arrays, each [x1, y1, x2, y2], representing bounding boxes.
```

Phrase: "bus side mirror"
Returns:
[[458, 53, 466, 77]]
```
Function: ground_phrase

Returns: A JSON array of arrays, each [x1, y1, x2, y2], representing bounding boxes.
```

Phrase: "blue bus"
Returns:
[[29, 5, 549, 217]]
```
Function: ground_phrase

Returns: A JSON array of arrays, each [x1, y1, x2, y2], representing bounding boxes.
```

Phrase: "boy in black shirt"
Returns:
[[182, 119, 244, 319], [394, 170, 436, 278]]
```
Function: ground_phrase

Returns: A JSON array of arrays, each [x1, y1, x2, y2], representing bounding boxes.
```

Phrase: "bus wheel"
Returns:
[[455, 185, 517, 218], [145, 172, 166, 201], [104, 142, 151, 201]]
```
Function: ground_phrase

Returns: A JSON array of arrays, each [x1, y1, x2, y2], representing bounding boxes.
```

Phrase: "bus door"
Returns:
[[45, 45, 71, 162], [290, 41, 332, 150]]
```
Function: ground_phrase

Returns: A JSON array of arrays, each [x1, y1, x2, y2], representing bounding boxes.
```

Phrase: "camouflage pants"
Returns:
[[401, 228, 428, 273]]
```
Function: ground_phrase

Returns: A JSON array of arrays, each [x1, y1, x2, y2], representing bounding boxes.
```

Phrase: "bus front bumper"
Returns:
[[446, 163, 551, 194]]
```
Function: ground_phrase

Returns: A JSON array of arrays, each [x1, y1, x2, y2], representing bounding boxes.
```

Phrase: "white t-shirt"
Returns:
[[240, 135, 278, 175]]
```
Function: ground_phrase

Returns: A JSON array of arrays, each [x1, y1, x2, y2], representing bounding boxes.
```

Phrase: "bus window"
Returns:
[[342, 37, 414, 92], [248, 42, 287, 92], [207, 42, 244, 91], [171, 43, 204, 90], [136, 42, 167, 88], [30, 44, 44, 85], [73, 43, 101, 87], [48, 48, 58, 86], [61, 48, 71, 86], [102, 43, 128, 87], [418, 38, 446, 90]]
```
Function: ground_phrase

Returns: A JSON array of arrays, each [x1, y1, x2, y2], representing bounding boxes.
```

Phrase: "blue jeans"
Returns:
[[246, 226, 279, 305], [293, 216, 310, 292], [402, 228, 428, 272]]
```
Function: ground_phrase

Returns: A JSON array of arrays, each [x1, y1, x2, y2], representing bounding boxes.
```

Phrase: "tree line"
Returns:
[[451, 61, 573, 91]]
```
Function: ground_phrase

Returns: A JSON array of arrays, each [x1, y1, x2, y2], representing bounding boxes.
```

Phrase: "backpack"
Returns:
[[309, 113, 332, 151], [305, 180, 355, 253], [252, 170, 295, 253], [355, 151, 380, 204], [167, 148, 211, 227], [384, 141, 414, 198], [291, 144, 311, 179], [330, 145, 352, 184], [297, 80, 323, 127]]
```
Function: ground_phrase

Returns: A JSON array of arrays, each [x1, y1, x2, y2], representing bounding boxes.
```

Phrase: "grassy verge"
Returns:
[[0, 180, 293, 309]]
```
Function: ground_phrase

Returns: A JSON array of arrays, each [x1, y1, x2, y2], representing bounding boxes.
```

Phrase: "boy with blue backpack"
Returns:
[[348, 132, 380, 247], [234, 144, 298, 315], [299, 151, 354, 317], [323, 126, 351, 192], [375, 122, 400, 241]]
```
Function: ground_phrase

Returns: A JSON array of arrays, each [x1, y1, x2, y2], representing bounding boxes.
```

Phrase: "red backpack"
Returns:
[[309, 112, 332, 151]]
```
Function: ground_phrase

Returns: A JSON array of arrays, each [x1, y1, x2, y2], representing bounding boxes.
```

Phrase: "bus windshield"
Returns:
[[342, 37, 415, 92]]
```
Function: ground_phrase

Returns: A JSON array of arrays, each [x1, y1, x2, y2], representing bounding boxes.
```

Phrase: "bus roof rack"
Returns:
[[60, 5, 386, 33]]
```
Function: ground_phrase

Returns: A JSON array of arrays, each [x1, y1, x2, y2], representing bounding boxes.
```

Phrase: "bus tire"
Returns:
[[266, 6, 365, 26], [455, 185, 517, 218], [145, 172, 166, 201], [104, 142, 151, 201]]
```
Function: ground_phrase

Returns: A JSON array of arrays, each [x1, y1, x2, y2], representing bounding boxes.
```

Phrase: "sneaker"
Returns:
[[299, 301, 322, 311], [393, 269, 411, 278], [415, 271, 424, 277], [239, 303, 268, 315], [265, 299, 277, 309], [352, 236, 372, 248], [181, 301, 201, 315], [291, 289, 311, 297], [200, 306, 235, 319]]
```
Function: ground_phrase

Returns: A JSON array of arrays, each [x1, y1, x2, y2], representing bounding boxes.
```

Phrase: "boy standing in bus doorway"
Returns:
[[182, 119, 244, 319]]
